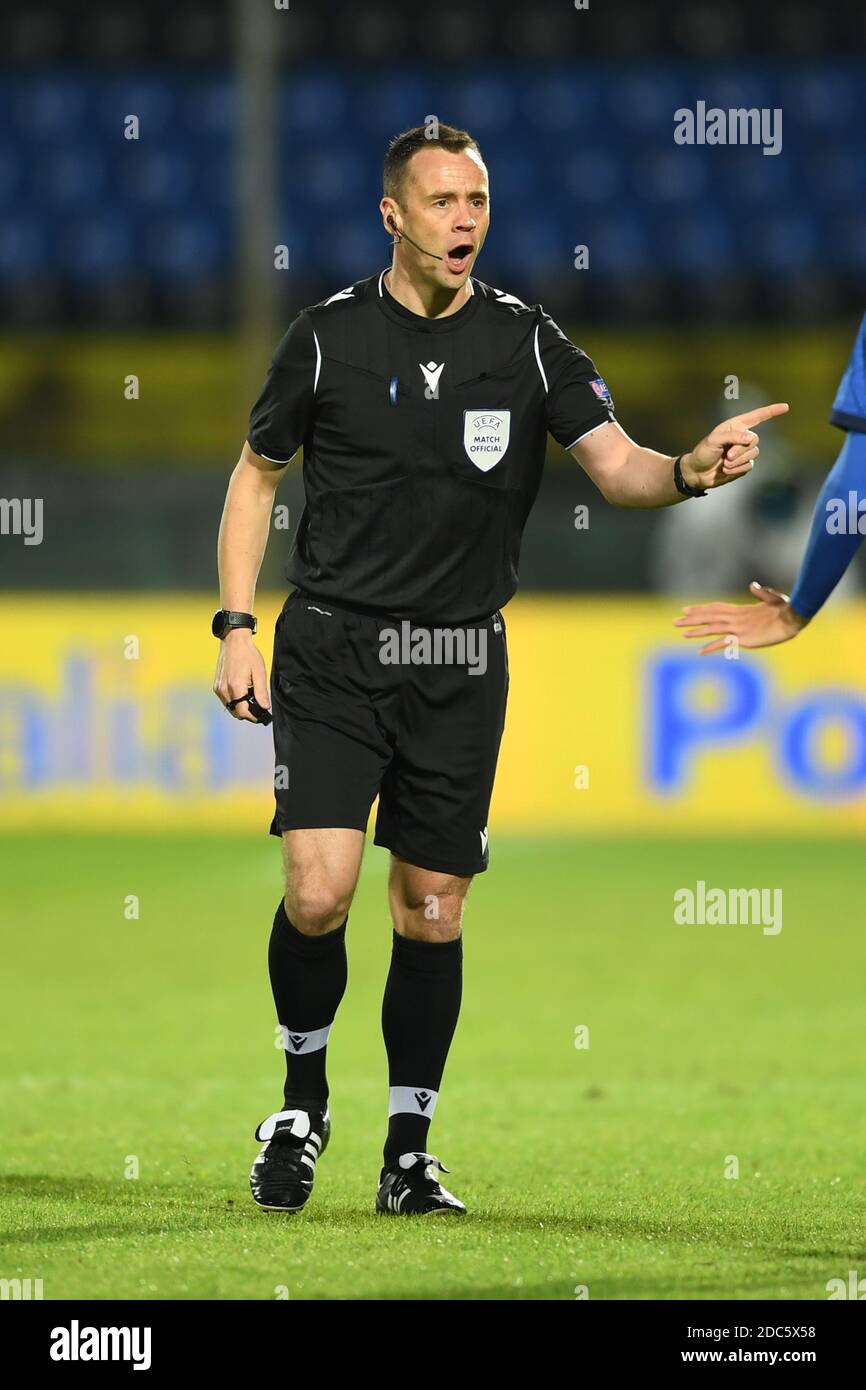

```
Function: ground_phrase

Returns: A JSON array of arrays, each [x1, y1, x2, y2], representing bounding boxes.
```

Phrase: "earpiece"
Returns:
[[384, 214, 444, 262]]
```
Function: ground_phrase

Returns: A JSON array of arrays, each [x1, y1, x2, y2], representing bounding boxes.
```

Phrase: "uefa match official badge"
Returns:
[[463, 410, 511, 471]]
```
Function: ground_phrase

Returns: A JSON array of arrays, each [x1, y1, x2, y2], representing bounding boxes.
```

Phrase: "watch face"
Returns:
[[211, 610, 226, 638]]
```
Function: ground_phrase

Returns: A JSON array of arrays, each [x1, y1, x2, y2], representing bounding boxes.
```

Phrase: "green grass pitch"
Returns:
[[2, 831, 865, 1301]]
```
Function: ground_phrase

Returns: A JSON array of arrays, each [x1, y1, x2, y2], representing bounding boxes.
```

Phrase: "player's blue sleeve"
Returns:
[[830, 312, 866, 433], [789, 431, 866, 619]]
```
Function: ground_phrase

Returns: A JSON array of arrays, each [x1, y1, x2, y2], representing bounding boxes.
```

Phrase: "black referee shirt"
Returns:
[[248, 269, 615, 623]]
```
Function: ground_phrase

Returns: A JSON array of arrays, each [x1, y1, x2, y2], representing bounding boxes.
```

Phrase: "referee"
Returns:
[[212, 124, 788, 1216]]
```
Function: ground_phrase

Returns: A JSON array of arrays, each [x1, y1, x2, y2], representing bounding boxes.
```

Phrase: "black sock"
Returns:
[[381, 930, 463, 1165], [268, 899, 348, 1112]]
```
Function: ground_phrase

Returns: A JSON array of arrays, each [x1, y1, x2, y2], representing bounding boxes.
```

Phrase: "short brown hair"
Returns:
[[383, 123, 484, 204]]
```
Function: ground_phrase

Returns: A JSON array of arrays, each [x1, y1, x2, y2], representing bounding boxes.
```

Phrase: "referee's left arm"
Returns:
[[569, 407, 788, 508], [535, 311, 787, 506]]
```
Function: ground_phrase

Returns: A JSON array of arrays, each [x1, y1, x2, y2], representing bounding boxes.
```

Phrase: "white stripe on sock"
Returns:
[[388, 1085, 439, 1118], [278, 1022, 333, 1054]]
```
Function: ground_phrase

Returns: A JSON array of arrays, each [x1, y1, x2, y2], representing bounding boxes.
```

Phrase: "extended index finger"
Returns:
[[736, 402, 789, 428]]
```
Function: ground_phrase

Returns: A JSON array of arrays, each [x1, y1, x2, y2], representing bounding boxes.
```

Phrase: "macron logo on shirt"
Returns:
[[419, 361, 445, 399]]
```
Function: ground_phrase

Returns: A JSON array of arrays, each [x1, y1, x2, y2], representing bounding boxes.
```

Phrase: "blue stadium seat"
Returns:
[[10, 75, 89, 139], [61, 214, 136, 277], [193, 154, 234, 211], [281, 73, 347, 132], [836, 213, 866, 271], [692, 69, 780, 118], [142, 217, 226, 276], [499, 215, 568, 276], [439, 75, 516, 134], [0, 217, 50, 274], [521, 72, 603, 133], [316, 220, 388, 277], [484, 146, 540, 207], [295, 148, 366, 206], [805, 149, 866, 204], [270, 222, 312, 273], [632, 148, 709, 205], [562, 150, 621, 207], [32, 147, 107, 207], [580, 214, 653, 275], [716, 149, 792, 204], [114, 149, 194, 207], [652, 213, 736, 274], [93, 77, 178, 138], [0, 145, 22, 201], [781, 69, 858, 129], [739, 213, 818, 272], [605, 69, 689, 131], [356, 74, 438, 137], [180, 77, 235, 139]]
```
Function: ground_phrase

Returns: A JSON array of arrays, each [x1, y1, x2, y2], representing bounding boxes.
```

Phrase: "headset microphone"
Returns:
[[387, 214, 444, 262]]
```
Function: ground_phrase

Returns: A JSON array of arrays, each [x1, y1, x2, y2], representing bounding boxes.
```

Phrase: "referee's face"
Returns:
[[386, 146, 490, 291]]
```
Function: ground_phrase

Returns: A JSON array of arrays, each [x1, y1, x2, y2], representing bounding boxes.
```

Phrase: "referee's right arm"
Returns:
[[213, 311, 317, 721], [213, 443, 288, 722]]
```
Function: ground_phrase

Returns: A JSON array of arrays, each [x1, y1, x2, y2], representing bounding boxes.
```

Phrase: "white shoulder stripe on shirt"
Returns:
[[533, 323, 548, 394], [313, 329, 322, 393]]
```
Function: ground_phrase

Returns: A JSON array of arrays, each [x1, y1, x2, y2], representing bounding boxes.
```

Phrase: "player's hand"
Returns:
[[679, 402, 789, 491], [213, 629, 271, 721], [674, 580, 809, 654]]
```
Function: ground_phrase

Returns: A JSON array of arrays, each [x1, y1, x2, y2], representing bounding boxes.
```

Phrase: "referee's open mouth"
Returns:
[[445, 242, 474, 274]]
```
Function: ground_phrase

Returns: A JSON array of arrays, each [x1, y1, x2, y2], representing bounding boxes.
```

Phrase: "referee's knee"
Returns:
[[283, 885, 352, 937], [389, 877, 469, 942]]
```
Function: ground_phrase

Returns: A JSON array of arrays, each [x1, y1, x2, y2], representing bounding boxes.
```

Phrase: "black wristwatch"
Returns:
[[212, 609, 257, 639], [673, 454, 707, 498]]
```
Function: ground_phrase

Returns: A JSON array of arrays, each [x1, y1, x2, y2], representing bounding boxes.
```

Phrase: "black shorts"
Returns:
[[268, 590, 509, 876]]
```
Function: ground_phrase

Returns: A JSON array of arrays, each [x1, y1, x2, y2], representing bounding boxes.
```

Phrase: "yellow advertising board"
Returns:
[[1, 594, 865, 834]]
